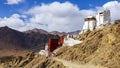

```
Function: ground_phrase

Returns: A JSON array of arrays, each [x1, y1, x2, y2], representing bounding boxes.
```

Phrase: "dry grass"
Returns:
[[56, 23, 120, 68]]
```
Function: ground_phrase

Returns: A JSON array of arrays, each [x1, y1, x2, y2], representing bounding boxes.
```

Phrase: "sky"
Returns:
[[0, 0, 120, 32]]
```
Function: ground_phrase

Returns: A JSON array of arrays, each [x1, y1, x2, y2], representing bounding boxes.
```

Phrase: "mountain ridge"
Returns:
[[0, 26, 59, 56]]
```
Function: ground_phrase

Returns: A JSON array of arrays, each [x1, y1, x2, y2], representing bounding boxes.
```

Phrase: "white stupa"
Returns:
[[80, 16, 96, 34], [80, 9, 111, 34]]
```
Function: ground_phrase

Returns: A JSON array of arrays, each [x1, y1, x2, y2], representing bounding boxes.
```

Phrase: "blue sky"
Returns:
[[0, 0, 115, 17], [0, 0, 120, 32]]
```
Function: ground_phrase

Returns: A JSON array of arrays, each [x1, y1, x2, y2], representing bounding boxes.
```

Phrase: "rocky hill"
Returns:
[[0, 52, 66, 68], [0, 26, 59, 56], [24, 28, 49, 35], [0, 26, 29, 56], [56, 22, 120, 68]]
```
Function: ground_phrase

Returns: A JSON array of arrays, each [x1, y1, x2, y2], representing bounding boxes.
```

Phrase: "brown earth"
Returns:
[[0, 52, 66, 68], [0, 52, 105, 68], [56, 23, 120, 68]]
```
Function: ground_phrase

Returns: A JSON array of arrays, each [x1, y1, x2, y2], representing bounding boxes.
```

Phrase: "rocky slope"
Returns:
[[0, 26, 29, 56], [0, 52, 66, 68], [0, 52, 103, 68], [56, 22, 120, 68]]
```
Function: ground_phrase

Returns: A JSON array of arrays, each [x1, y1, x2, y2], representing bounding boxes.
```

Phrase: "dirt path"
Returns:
[[53, 57, 107, 68]]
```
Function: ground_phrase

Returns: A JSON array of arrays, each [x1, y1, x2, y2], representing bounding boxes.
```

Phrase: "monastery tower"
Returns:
[[80, 16, 96, 34], [96, 9, 111, 29], [80, 9, 111, 34]]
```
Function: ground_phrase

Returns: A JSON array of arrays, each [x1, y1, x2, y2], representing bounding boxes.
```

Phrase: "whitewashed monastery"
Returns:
[[39, 9, 111, 56], [80, 9, 111, 34]]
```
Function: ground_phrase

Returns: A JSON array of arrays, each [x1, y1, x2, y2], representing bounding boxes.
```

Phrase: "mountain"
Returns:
[[49, 31, 67, 36], [24, 29, 59, 51], [50, 30, 81, 36], [68, 30, 80, 35], [0, 26, 59, 56], [0, 26, 27, 49], [0, 26, 28, 56], [25, 28, 49, 35]]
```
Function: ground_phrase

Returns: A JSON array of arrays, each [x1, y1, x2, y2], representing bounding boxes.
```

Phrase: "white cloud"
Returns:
[[0, 14, 26, 30], [26, 2, 96, 32], [1, 1, 120, 32], [102, 1, 120, 22], [96, 1, 120, 23], [6, 0, 24, 5]]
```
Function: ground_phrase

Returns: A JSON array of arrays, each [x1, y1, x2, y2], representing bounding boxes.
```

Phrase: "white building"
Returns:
[[63, 38, 82, 46], [80, 16, 96, 34], [96, 9, 111, 29], [80, 9, 111, 34], [89, 17, 96, 31], [63, 34, 83, 46]]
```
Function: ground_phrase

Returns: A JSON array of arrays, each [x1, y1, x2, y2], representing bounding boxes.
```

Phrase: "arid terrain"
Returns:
[[0, 22, 120, 68]]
